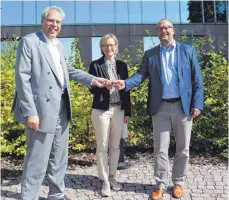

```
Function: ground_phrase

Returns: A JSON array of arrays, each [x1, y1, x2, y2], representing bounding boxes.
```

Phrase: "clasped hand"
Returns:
[[100, 80, 126, 90], [103, 80, 126, 90], [92, 78, 126, 90]]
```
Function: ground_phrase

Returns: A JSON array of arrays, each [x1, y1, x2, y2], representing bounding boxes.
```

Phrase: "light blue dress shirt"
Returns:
[[160, 41, 180, 99]]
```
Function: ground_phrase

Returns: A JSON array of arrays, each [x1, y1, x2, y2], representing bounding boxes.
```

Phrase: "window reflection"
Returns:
[[129, 1, 141, 24], [142, 1, 165, 23], [143, 37, 160, 52], [51, 1, 75, 24], [180, 0, 203, 23], [23, 1, 36, 25], [204, 0, 215, 23], [1, 0, 228, 26], [216, 0, 227, 23], [2, 1, 23, 25], [92, 37, 102, 61], [166, 1, 180, 23], [91, 1, 114, 24], [36, 1, 51, 24], [75, 1, 90, 24], [115, 1, 128, 24]]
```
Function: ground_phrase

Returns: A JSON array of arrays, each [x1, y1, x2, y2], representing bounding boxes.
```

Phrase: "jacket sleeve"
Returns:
[[88, 62, 106, 94], [191, 47, 204, 110], [68, 65, 94, 87], [62, 42, 94, 87], [15, 38, 37, 117], [125, 51, 149, 91]]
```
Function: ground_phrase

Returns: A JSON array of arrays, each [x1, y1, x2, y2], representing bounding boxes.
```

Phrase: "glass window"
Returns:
[[91, 1, 114, 24], [58, 38, 75, 58], [23, 1, 36, 25], [165, 1, 180, 23], [180, 0, 203, 23], [216, 0, 227, 23], [204, 0, 215, 23], [2, 1, 23, 25], [143, 37, 160, 52], [51, 1, 75, 24], [128, 1, 141, 24], [142, 1, 165, 23], [75, 1, 90, 24], [36, 1, 51, 25], [115, 1, 128, 24], [92, 37, 102, 61]]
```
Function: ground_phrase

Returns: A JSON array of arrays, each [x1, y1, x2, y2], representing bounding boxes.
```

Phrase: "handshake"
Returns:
[[92, 77, 126, 90]]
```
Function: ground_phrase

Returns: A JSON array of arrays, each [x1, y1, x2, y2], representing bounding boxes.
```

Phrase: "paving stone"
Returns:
[[1, 160, 228, 200]]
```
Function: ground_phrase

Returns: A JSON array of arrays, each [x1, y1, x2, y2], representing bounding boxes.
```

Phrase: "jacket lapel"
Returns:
[[100, 58, 109, 79], [155, 45, 162, 79], [176, 42, 182, 79], [37, 30, 61, 84]]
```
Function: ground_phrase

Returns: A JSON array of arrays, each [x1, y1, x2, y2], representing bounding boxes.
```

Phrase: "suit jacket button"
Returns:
[[47, 72, 50, 75], [49, 86, 52, 89], [46, 98, 50, 102]]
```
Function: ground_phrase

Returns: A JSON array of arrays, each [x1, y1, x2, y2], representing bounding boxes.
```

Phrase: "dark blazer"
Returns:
[[125, 42, 204, 116], [88, 56, 131, 116]]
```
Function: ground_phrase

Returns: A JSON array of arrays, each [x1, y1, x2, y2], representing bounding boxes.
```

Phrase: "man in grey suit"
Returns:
[[12, 6, 109, 200], [113, 19, 204, 199]]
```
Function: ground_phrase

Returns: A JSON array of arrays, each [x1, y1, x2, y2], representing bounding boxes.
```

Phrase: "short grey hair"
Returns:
[[41, 6, 65, 23], [157, 18, 174, 28]]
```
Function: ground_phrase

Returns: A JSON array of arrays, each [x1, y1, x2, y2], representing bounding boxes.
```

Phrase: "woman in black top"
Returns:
[[89, 34, 131, 197]]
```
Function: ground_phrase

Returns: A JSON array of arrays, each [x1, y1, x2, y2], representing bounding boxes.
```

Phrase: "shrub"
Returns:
[[1, 34, 228, 158], [67, 39, 95, 152], [192, 50, 228, 157], [1, 40, 26, 155]]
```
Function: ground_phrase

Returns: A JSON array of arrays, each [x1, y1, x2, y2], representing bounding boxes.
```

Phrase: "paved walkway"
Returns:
[[1, 158, 228, 200]]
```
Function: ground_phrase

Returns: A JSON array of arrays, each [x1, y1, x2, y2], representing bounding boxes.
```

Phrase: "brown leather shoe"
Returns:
[[151, 188, 167, 200], [173, 184, 184, 198]]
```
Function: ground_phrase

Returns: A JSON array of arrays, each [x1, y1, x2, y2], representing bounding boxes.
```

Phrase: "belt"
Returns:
[[110, 102, 121, 107], [162, 97, 181, 103]]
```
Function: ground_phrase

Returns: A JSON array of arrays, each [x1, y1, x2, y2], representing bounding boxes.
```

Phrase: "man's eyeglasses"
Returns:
[[46, 18, 62, 25], [102, 44, 116, 48], [157, 26, 173, 31]]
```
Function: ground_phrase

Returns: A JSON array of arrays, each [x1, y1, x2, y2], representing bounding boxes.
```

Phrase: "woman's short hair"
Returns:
[[41, 6, 65, 23], [100, 34, 119, 56]]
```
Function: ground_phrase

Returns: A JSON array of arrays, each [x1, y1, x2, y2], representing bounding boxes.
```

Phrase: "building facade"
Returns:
[[1, 0, 228, 65]]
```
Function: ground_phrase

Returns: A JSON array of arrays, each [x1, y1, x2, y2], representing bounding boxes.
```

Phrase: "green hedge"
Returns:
[[1, 36, 228, 158]]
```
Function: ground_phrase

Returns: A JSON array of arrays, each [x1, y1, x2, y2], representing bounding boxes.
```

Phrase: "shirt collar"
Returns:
[[104, 57, 116, 65], [41, 30, 59, 46], [160, 40, 176, 52]]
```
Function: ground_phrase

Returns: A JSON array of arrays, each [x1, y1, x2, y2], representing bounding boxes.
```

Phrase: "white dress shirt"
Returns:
[[41, 30, 66, 91]]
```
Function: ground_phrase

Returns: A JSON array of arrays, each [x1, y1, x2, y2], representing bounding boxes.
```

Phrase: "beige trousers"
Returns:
[[91, 106, 124, 182]]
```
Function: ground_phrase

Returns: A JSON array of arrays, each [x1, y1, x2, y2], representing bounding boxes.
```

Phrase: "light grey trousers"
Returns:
[[152, 101, 193, 189], [91, 106, 124, 183], [21, 96, 69, 200]]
